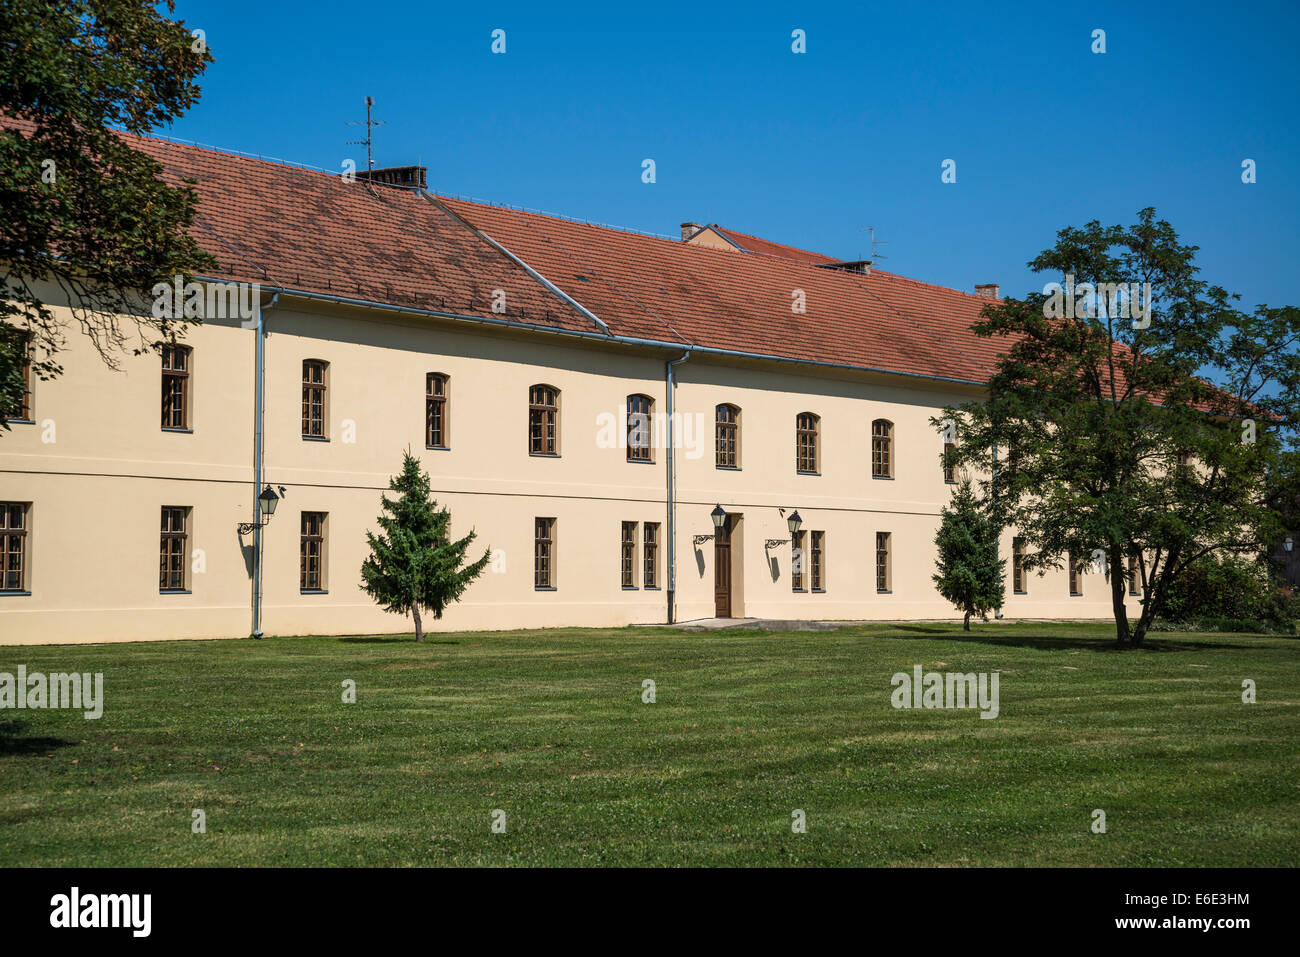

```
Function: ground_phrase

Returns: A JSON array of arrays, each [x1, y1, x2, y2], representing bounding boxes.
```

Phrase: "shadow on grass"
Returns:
[[871, 623, 1249, 653], [337, 635, 462, 646], [0, 720, 76, 756]]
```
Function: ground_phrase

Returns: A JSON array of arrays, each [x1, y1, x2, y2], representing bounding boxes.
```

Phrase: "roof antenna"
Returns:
[[858, 227, 888, 264], [346, 96, 386, 172]]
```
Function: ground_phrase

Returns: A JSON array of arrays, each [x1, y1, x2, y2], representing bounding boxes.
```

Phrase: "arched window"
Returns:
[[871, 419, 893, 477], [302, 359, 328, 438], [715, 403, 740, 468], [796, 412, 820, 473], [529, 384, 559, 455], [426, 373, 449, 448], [626, 393, 654, 462]]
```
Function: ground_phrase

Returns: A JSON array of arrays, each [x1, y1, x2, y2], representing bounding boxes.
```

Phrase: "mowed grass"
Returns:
[[0, 621, 1297, 867]]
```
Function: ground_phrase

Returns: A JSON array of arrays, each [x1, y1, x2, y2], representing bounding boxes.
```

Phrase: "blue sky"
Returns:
[[164, 0, 1300, 309]]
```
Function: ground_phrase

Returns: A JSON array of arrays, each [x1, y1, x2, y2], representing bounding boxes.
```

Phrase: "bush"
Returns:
[[1159, 554, 1300, 630]]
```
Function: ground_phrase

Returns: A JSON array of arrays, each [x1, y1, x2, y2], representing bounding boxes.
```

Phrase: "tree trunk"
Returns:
[[1109, 545, 1131, 647], [412, 604, 424, 643], [963, 610, 971, 631]]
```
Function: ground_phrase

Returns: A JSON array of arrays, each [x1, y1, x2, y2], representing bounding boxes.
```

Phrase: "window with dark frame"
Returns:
[[1127, 552, 1140, 596], [426, 373, 448, 448], [943, 440, 957, 483], [715, 404, 739, 468], [810, 530, 825, 591], [621, 521, 637, 587], [643, 522, 659, 588], [161, 345, 191, 430], [534, 517, 555, 588], [9, 335, 32, 421], [302, 360, 327, 438], [300, 511, 327, 591], [159, 506, 188, 592], [876, 531, 891, 592], [1068, 551, 1081, 596], [529, 385, 559, 455], [872, 419, 893, 478], [791, 529, 806, 591], [1, 503, 29, 593], [626, 394, 653, 462], [796, 412, 819, 473], [1013, 537, 1027, 594]]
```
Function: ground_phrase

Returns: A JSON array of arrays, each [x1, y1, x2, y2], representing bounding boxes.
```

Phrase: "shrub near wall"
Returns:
[[1157, 554, 1300, 634]]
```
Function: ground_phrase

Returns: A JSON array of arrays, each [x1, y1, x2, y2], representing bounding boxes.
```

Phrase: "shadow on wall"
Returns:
[[768, 555, 781, 581], [694, 545, 706, 578]]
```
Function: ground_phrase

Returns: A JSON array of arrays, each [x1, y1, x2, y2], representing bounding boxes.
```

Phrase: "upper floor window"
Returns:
[[161, 344, 191, 430], [943, 440, 957, 483], [1, 503, 29, 593], [160, 506, 189, 592], [796, 412, 820, 474], [715, 404, 740, 468], [626, 394, 653, 462], [872, 419, 894, 478], [302, 360, 328, 439], [426, 373, 448, 448], [529, 384, 559, 455], [6, 332, 33, 422]]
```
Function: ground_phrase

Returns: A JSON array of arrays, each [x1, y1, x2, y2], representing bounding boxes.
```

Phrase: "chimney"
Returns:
[[974, 283, 999, 299], [355, 165, 428, 190], [680, 222, 704, 242]]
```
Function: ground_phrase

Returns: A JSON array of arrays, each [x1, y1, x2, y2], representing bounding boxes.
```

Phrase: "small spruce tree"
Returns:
[[360, 451, 490, 641], [933, 480, 1006, 630]]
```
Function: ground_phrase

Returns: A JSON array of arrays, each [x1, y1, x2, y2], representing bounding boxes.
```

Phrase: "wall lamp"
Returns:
[[1286, 536, 1294, 553], [693, 504, 728, 545], [765, 510, 802, 549], [237, 485, 281, 534]]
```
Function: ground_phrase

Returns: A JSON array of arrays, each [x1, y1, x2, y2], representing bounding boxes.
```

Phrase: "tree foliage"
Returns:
[[938, 209, 1300, 646], [932, 479, 1006, 630], [360, 452, 490, 642], [0, 0, 215, 427]]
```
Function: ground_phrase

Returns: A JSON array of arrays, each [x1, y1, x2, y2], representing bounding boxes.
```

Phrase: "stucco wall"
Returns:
[[0, 290, 1117, 644]]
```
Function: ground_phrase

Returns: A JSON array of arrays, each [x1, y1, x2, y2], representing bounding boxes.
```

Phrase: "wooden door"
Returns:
[[714, 518, 732, 618]]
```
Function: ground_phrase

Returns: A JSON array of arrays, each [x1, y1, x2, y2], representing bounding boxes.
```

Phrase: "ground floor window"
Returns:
[[810, 530, 825, 591], [621, 521, 637, 587], [535, 517, 556, 588], [1068, 551, 1082, 596], [791, 529, 806, 591], [301, 511, 327, 592], [643, 522, 659, 588], [1127, 552, 1140, 596], [1013, 537, 1026, 594], [160, 506, 189, 592], [876, 532, 891, 592], [1, 502, 29, 593]]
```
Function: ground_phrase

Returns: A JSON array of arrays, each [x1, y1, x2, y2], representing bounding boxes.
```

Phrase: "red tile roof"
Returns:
[[13, 120, 1011, 386], [437, 195, 1006, 383], [704, 226, 839, 265], [126, 133, 600, 335]]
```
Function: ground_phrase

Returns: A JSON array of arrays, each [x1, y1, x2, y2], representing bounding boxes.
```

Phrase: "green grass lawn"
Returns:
[[1, 621, 1296, 866]]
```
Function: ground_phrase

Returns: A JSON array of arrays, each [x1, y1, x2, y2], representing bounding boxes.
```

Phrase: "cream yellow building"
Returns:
[[0, 138, 1116, 644]]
